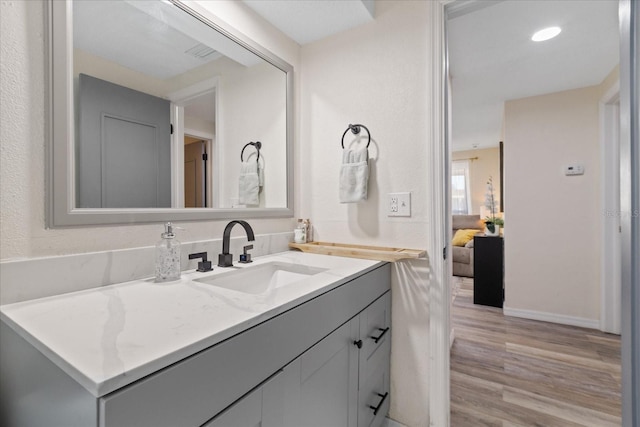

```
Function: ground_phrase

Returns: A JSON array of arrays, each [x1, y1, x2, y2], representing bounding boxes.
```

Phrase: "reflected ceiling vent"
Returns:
[[185, 43, 218, 60]]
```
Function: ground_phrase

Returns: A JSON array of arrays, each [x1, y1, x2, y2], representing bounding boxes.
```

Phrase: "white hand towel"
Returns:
[[339, 147, 369, 203], [239, 161, 260, 206], [258, 160, 265, 187]]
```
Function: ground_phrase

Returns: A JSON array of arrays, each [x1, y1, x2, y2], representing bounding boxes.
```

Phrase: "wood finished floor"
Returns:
[[450, 277, 621, 427]]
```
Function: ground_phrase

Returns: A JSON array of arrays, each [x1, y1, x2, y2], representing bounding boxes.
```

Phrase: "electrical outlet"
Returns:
[[390, 195, 399, 213], [388, 192, 411, 217]]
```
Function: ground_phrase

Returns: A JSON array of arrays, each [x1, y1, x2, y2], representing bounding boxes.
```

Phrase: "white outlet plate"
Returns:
[[388, 192, 411, 217]]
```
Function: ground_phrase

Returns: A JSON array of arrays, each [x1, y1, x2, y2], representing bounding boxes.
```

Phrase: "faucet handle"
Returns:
[[188, 252, 213, 272], [239, 245, 253, 264]]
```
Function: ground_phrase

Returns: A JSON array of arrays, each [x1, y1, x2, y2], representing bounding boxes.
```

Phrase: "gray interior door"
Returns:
[[77, 74, 171, 208]]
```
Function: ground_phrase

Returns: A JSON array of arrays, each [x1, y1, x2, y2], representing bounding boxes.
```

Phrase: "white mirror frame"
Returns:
[[46, 0, 294, 227]]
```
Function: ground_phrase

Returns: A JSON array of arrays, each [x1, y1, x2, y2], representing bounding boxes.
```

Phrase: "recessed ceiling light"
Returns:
[[531, 26, 562, 42]]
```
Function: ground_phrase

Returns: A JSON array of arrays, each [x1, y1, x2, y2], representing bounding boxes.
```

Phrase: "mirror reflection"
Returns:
[[72, 0, 288, 209]]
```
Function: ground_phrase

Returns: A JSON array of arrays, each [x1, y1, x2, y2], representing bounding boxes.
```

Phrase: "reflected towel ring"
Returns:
[[241, 141, 262, 162], [341, 124, 371, 149]]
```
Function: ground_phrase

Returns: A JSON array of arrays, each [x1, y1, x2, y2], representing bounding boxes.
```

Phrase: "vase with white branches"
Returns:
[[483, 176, 503, 236]]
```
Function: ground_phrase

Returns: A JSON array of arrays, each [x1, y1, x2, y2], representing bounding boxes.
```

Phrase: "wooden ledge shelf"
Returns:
[[288, 241, 426, 262]]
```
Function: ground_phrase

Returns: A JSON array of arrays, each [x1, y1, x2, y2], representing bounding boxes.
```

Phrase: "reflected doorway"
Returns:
[[184, 136, 211, 208]]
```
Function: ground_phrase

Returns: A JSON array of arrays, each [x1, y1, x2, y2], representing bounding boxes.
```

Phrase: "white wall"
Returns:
[[300, 1, 428, 249], [300, 2, 432, 425], [0, 0, 299, 260], [503, 76, 615, 324], [1, 2, 435, 425], [218, 60, 287, 208]]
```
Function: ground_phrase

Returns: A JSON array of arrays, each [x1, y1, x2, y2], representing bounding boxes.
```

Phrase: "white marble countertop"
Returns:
[[0, 251, 384, 397]]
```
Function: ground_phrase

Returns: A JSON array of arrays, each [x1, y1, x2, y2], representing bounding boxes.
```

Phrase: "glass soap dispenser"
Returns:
[[155, 222, 181, 282]]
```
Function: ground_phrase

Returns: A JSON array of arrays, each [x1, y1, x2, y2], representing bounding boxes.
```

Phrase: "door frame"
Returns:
[[427, 1, 451, 426], [619, 1, 639, 425], [167, 77, 219, 208], [184, 129, 216, 208], [600, 81, 621, 334], [430, 0, 639, 425]]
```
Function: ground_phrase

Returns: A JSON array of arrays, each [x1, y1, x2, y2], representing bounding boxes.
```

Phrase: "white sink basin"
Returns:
[[194, 262, 328, 294]]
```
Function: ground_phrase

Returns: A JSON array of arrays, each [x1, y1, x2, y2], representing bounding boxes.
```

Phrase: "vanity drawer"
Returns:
[[358, 347, 390, 427], [359, 292, 391, 370], [358, 293, 391, 427], [98, 263, 390, 427]]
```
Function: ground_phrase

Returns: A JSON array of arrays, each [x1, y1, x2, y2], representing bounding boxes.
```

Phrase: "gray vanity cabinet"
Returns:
[[294, 317, 360, 427], [293, 291, 391, 427], [204, 384, 264, 427], [205, 292, 391, 427], [0, 264, 391, 427], [204, 367, 290, 427], [207, 319, 360, 427]]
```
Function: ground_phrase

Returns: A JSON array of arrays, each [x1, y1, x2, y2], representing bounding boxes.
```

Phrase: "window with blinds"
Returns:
[[451, 160, 471, 215]]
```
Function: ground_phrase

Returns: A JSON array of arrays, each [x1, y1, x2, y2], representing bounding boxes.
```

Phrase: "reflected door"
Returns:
[[184, 139, 206, 208], [77, 74, 171, 208]]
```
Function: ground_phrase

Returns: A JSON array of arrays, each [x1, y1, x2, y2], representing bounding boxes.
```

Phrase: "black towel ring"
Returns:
[[341, 124, 371, 149], [241, 141, 262, 162]]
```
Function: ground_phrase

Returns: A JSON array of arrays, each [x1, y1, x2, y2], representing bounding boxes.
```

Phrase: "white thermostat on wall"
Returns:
[[565, 163, 585, 176]]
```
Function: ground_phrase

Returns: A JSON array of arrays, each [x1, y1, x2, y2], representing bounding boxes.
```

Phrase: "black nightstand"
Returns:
[[473, 235, 504, 308]]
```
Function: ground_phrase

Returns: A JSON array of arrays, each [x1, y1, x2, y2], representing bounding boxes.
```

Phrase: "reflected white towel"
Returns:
[[339, 147, 369, 203], [239, 161, 260, 206]]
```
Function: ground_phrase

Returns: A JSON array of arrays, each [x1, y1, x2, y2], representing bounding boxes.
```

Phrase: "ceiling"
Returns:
[[242, 0, 375, 45], [447, 0, 619, 151], [73, 1, 261, 80], [75, 0, 619, 152], [240, 0, 618, 151]]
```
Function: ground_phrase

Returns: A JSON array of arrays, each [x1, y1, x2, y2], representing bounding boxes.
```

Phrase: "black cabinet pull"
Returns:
[[370, 327, 390, 344], [354, 339, 363, 349], [368, 392, 388, 415]]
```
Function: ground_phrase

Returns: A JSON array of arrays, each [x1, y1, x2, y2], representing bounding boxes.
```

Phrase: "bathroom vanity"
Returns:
[[0, 252, 391, 427]]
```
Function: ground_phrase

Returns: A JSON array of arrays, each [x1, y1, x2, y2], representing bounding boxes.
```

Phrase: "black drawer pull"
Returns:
[[368, 392, 388, 415], [370, 327, 390, 344], [354, 339, 363, 349]]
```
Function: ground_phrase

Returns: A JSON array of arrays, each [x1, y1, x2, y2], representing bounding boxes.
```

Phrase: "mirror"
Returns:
[[48, 0, 293, 226]]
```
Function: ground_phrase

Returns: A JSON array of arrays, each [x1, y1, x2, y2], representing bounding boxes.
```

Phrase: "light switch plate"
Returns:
[[388, 192, 411, 217]]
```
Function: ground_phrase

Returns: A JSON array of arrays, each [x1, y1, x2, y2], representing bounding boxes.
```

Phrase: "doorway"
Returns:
[[168, 78, 218, 208], [184, 136, 211, 208], [447, 0, 620, 324], [431, 0, 640, 425]]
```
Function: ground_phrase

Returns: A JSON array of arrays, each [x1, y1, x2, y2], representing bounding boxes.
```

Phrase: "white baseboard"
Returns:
[[503, 306, 600, 330], [382, 417, 408, 427]]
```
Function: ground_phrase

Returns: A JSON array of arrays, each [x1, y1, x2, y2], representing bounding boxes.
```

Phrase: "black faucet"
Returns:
[[218, 220, 255, 267]]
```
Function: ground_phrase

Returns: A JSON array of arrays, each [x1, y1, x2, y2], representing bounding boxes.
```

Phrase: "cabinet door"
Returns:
[[297, 318, 359, 427], [262, 361, 299, 427], [204, 368, 291, 427], [358, 292, 391, 427], [203, 385, 262, 427]]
